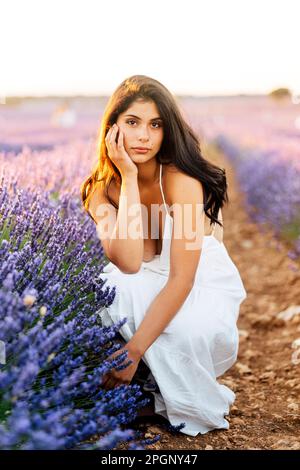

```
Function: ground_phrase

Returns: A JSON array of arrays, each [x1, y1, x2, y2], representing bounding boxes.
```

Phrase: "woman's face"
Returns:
[[116, 99, 164, 162]]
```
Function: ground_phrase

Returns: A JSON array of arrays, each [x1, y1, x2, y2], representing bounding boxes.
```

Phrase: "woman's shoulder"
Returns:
[[96, 177, 119, 208], [163, 164, 204, 202], [164, 162, 201, 181], [88, 178, 118, 221]]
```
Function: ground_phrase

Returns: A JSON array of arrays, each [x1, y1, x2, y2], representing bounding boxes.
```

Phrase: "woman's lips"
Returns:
[[132, 148, 149, 153]]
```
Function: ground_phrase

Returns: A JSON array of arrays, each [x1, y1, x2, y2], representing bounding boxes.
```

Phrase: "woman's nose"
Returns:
[[138, 133, 149, 141], [138, 126, 150, 140]]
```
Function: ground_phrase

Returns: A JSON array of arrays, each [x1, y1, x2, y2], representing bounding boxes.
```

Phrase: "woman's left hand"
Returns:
[[101, 345, 141, 390]]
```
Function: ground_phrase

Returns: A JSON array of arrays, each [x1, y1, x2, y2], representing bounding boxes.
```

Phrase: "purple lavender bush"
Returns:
[[214, 135, 300, 262], [0, 176, 155, 450]]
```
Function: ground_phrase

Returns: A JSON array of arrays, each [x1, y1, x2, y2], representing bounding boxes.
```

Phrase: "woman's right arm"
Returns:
[[90, 123, 144, 273], [89, 173, 144, 274], [107, 171, 144, 273]]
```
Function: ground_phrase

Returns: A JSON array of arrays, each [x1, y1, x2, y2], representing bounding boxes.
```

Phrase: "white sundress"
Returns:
[[97, 163, 247, 437]]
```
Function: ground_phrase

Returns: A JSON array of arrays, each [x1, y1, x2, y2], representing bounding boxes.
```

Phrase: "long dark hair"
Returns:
[[81, 74, 228, 228]]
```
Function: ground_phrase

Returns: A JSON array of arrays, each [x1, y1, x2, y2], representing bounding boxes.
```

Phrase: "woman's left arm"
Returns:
[[127, 171, 205, 358]]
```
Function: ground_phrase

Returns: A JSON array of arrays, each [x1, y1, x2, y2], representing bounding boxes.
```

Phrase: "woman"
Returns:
[[81, 75, 247, 436]]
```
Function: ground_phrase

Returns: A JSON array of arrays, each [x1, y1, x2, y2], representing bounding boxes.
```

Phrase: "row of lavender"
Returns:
[[0, 101, 165, 449], [181, 96, 300, 263], [1, 95, 189, 448], [214, 135, 300, 262], [0, 172, 161, 449]]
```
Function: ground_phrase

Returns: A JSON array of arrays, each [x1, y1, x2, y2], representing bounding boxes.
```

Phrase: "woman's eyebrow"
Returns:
[[124, 114, 162, 121]]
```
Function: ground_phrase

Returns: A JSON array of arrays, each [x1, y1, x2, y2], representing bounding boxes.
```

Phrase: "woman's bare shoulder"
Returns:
[[164, 162, 180, 175], [88, 180, 118, 222], [163, 164, 204, 219], [164, 164, 203, 194]]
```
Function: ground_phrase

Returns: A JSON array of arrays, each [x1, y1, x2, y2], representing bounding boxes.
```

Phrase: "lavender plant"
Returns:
[[0, 176, 155, 450], [214, 135, 300, 262]]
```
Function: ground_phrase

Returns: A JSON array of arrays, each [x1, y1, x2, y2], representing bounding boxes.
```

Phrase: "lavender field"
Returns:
[[0, 98, 161, 449], [183, 95, 300, 261], [1, 95, 299, 449]]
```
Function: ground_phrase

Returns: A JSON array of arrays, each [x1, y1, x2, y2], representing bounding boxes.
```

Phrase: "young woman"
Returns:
[[81, 75, 247, 436]]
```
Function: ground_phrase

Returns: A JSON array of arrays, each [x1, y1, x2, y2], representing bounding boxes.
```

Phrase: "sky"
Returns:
[[0, 0, 299, 98]]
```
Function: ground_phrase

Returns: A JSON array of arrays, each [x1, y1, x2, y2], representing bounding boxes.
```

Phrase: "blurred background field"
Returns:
[[1, 92, 299, 259]]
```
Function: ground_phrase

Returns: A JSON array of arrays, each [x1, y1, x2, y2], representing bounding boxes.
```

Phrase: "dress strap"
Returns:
[[159, 163, 169, 216]]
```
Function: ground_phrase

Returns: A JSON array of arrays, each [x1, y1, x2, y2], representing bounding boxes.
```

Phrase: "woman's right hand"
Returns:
[[105, 123, 138, 177]]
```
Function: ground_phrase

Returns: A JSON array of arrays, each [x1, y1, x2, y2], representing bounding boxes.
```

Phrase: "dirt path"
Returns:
[[130, 144, 300, 450]]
